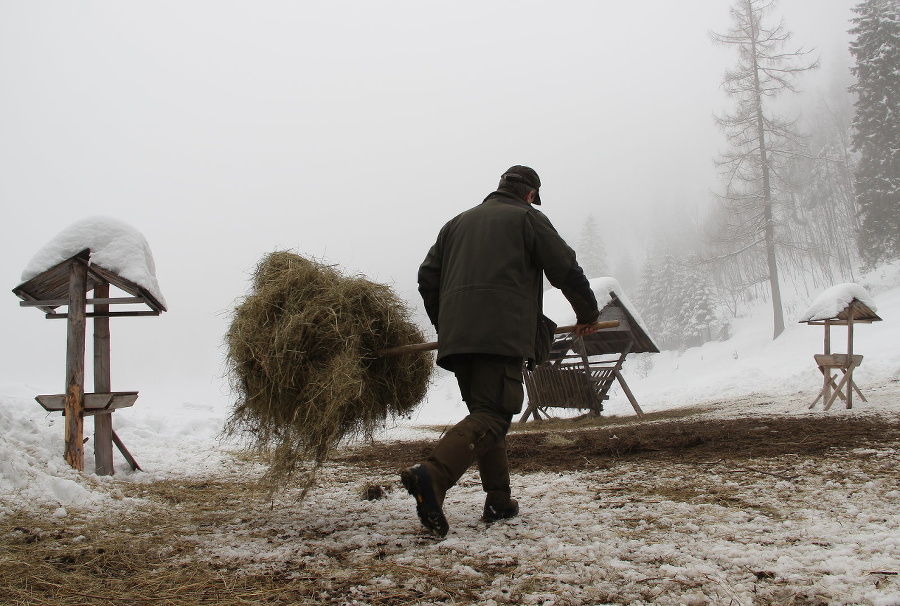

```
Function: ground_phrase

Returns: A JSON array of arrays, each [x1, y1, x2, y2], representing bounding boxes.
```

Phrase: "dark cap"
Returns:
[[499, 165, 542, 205]]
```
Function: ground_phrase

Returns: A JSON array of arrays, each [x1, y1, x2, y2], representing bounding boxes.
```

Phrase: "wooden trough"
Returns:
[[521, 292, 659, 422], [13, 248, 166, 474]]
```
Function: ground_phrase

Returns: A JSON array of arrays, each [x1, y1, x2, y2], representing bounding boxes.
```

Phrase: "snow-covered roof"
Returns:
[[18, 216, 167, 309], [543, 277, 658, 354], [544, 277, 647, 331], [799, 283, 880, 323]]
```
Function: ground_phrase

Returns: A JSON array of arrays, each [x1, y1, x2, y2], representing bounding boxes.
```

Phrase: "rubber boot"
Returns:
[[477, 436, 520, 522], [401, 417, 496, 537]]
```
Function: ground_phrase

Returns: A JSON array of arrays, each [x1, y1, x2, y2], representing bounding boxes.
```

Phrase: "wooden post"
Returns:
[[823, 320, 832, 406], [846, 309, 855, 409], [93, 282, 114, 475], [575, 336, 600, 416], [614, 370, 645, 418], [64, 260, 87, 471]]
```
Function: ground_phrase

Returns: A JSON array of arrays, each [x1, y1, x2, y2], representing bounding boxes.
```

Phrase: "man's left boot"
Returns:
[[401, 417, 496, 537], [477, 435, 519, 522]]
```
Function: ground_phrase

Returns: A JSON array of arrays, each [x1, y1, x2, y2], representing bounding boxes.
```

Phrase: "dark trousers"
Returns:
[[449, 353, 524, 439]]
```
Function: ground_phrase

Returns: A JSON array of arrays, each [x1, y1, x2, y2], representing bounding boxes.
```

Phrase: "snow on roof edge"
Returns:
[[798, 283, 878, 323], [20, 216, 167, 309], [543, 277, 653, 338]]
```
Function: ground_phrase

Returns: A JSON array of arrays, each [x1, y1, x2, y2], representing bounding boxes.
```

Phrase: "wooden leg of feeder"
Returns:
[[846, 312, 855, 409], [93, 283, 114, 476], [521, 404, 542, 422], [615, 370, 644, 419], [824, 363, 858, 411], [94, 413, 114, 475], [851, 379, 868, 402], [822, 321, 832, 408], [112, 431, 141, 471], [64, 260, 87, 471]]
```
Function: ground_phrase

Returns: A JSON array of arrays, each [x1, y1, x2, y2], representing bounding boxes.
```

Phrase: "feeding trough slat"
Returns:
[[36, 391, 139, 412]]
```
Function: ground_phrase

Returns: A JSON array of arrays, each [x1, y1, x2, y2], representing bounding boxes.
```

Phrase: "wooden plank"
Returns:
[[46, 311, 162, 319], [815, 354, 864, 367], [575, 328, 601, 415], [93, 283, 114, 476], [112, 431, 141, 472], [824, 320, 832, 406], [12, 290, 59, 314], [21, 297, 148, 307], [806, 319, 878, 325], [847, 308, 855, 409], [614, 369, 645, 418], [823, 360, 861, 411], [94, 414, 114, 475], [88, 264, 167, 313], [36, 392, 139, 412], [64, 260, 88, 471]]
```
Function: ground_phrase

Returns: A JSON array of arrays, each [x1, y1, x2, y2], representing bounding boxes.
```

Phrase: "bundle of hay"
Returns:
[[224, 251, 433, 494]]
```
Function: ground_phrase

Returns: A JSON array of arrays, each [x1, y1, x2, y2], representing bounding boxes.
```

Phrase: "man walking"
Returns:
[[402, 165, 601, 537]]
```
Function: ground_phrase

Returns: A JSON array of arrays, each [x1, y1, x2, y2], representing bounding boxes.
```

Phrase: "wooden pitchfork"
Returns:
[[377, 320, 619, 356]]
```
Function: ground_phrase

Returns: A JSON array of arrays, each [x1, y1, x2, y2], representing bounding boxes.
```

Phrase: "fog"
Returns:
[[0, 1, 858, 411]]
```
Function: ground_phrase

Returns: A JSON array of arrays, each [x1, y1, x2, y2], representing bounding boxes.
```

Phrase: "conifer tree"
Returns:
[[577, 214, 608, 278], [849, 0, 900, 266]]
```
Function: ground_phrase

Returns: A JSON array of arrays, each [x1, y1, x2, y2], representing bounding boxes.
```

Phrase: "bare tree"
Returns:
[[710, 0, 818, 338]]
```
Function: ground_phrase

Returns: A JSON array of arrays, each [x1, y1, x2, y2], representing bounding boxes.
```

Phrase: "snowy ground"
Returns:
[[2, 388, 899, 605], [1, 263, 899, 604]]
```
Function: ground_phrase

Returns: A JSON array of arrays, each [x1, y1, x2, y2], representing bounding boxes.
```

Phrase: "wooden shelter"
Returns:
[[521, 293, 659, 422], [801, 296, 881, 411], [13, 249, 167, 474]]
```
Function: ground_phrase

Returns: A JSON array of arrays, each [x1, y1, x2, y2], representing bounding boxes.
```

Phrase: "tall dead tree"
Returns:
[[711, 0, 818, 338]]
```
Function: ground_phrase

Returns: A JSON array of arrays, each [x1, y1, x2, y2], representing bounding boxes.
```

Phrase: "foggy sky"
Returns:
[[0, 1, 858, 410]]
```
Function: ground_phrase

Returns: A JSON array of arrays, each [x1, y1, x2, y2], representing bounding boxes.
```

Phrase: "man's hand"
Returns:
[[574, 323, 599, 337]]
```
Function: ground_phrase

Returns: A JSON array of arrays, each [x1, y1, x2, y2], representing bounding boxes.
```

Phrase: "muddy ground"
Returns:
[[340, 413, 900, 475]]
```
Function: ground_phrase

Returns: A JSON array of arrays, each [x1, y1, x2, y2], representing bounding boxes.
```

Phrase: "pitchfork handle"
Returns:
[[376, 320, 619, 357]]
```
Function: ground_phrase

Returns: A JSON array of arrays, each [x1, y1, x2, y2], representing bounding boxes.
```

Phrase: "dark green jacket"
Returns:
[[418, 191, 599, 370]]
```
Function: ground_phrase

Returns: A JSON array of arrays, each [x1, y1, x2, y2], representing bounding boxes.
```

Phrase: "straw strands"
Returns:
[[224, 251, 433, 493]]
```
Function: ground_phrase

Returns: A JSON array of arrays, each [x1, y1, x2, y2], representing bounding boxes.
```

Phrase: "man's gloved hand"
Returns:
[[574, 323, 600, 337]]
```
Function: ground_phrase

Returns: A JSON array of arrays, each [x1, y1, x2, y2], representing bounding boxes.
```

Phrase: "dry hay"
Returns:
[[224, 251, 433, 493]]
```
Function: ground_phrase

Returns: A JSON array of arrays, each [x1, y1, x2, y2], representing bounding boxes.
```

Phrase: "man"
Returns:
[[401, 165, 601, 537]]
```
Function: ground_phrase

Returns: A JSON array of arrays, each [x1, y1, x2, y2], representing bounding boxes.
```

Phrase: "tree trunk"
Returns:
[[750, 10, 785, 339]]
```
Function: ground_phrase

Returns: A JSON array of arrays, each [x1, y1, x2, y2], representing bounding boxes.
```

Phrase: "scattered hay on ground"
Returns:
[[224, 251, 433, 495]]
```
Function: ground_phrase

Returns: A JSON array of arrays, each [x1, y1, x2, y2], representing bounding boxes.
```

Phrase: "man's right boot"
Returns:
[[401, 416, 496, 537], [478, 435, 519, 522]]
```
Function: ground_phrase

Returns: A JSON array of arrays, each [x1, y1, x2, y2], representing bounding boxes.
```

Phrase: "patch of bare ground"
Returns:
[[339, 412, 900, 474]]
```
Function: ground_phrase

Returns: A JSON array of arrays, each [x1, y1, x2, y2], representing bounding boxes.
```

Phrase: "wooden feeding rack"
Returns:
[[802, 296, 881, 411], [521, 293, 659, 422], [12, 248, 167, 475]]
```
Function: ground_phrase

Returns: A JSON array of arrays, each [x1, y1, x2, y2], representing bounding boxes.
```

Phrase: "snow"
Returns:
[[19, 215, 167, 308], [2, 263, 899, 604], [544, 276, 651, 334], [799, 282, 879, 322]]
